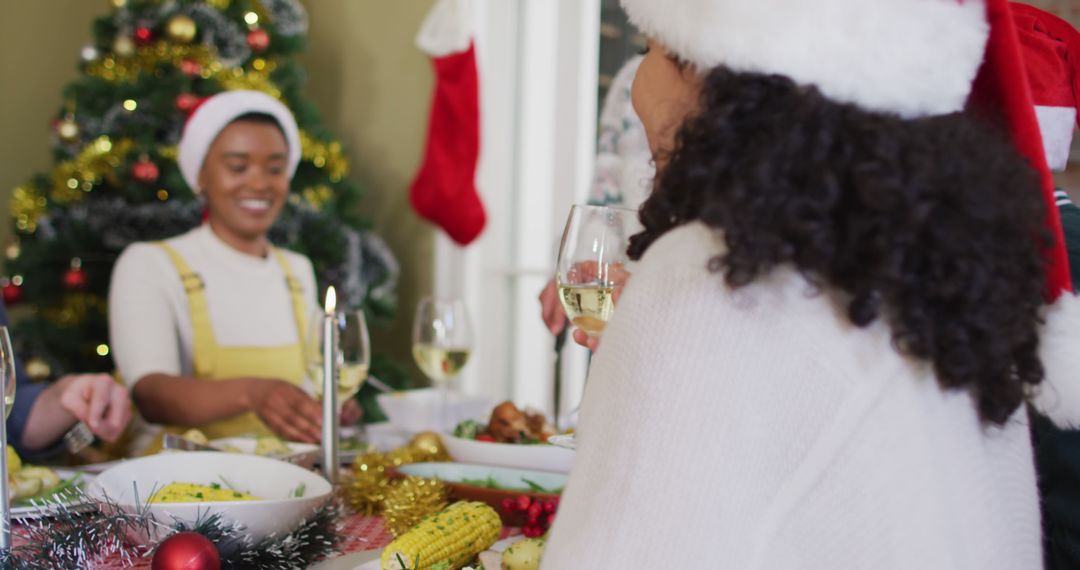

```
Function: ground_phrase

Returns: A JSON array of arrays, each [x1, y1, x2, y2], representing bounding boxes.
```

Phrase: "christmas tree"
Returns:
[[6, 0, 403, 415]]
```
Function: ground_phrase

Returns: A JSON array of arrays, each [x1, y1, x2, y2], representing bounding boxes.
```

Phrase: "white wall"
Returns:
[[434, 0, 600, 417]]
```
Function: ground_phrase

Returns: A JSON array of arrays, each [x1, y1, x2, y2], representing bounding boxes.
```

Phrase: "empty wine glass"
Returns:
[[412, 297, 474, 431]]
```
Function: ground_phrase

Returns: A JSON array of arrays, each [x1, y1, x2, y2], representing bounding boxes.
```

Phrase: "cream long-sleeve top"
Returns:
[[108, 224, 318, 388], [541, 223, 1041, 569]]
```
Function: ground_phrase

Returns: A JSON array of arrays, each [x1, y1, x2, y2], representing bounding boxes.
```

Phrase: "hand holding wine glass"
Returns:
[[555, 205, 639, 345], [412, 297, 474, 431]]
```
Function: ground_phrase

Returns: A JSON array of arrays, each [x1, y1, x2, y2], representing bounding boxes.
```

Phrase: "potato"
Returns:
[[11, 473, 42, 500], [6, 445, 21, 473], [255, 435, 290, 456], [181, 429, 208, 445], [501, 537, 545, 570], [19, 467, 60, 491]]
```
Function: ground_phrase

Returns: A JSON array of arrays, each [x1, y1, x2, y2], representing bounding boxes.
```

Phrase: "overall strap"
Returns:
[[156, 242, 216, 377], [271, 248, 309, 346]]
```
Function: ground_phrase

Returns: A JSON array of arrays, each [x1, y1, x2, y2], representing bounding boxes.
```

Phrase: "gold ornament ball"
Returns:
[[57, 119, 80, 143], [113, 35, 135, 57], [382, 476, 449, 537], [166, 15, 197, 44], [408, 431, 449, 460], [25, 358, 50, 382]]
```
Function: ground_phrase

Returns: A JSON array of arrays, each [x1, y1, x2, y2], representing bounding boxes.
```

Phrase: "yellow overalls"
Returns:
[[157, 242, 309, 439]]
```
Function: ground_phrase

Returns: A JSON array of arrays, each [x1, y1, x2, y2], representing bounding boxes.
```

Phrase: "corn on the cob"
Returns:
[[381, 501, 501, 570]]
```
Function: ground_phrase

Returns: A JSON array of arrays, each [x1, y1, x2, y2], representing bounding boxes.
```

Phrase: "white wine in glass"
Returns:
[[0, 327, 15, 419], [412, 297, 474, 430], [307, 310, 371, 403], [555, 205, 639, 337]]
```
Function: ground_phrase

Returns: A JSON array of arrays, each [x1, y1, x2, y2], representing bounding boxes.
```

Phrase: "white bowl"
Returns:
[[86, 452, 332, 544], [376, 389, 491, 432], [441, 434, 575, 473]]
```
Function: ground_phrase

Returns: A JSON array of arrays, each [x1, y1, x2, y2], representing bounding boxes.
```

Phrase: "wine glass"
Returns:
[[0, 327, 14, 548], [0, 328, 14, 420], [307, 309, 371, 409], [412, 297, 474, 431], [555, 204, 639, 338]]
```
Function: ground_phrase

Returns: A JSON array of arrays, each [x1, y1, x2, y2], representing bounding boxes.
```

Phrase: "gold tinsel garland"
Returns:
[[86, 42, 220, 83], [382, 476, 449, 537], [51, 137, 134, 205], [299, 131, 349, 183], [11, 185, 48, 233], [346, 432, 450, 516], [43, 293, 106, 329]]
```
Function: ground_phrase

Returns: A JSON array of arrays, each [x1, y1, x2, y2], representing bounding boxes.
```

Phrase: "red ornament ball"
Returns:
[[151, 532, 220, 570], [247, 28, 270, 52], [63, 268, 87, 290], [2, 282, 22, 306], [134, 26, 154, 45], [175, 93, 202, 114], [132, 158, 160, 184], [179, 58, 203, 77]]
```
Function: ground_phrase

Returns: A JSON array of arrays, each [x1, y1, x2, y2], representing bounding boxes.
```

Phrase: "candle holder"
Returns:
[[320, 287, 340, 484]]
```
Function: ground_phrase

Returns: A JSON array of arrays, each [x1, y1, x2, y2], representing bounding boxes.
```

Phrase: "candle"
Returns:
[[321, 286, 339, 484]]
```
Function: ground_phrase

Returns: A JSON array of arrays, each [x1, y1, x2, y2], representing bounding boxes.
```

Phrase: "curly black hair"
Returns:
[[628, 67, 1051, 425]]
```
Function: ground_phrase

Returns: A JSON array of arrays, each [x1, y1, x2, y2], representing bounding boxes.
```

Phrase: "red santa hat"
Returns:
[[1011, 2, 1080, 172], [177, 90, 301, 193]]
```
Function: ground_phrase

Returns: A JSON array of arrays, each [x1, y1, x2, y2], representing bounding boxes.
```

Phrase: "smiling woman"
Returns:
[[107, 91, 359, 455]]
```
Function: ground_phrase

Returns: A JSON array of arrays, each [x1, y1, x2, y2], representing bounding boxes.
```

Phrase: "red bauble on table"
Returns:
[[247, 28, 270, 52], [132, 158, 160, 184], [134, 26, 154, 45], [150, 532, 220, 570]]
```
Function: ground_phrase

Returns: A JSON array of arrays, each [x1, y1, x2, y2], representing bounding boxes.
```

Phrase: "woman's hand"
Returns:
[[538, 279, 567, 336], [340, 397, 363, 426], [249, 379, 323, 443], [57, 374, 132, 443]]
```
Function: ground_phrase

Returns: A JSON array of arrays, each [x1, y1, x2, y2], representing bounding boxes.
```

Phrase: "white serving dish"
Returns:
[[376, 389, 490, 432], [441, 433, 575, 474], [398, 462, 567, 491], [86, 452, 332, 544], [210, 436, 320, 468]]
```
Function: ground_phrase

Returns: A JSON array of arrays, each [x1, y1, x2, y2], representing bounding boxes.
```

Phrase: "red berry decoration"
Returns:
[[151, 531, 220, 570], [526, 502, 543, 523], [501, 497, 517, 513], [247, 28, 270, 52], [1, 279, 22, 306], [134, 26, 154, 45], [179, 58, 202, 77], [515, 494, 532, 512], [132, 157, 160, 184]]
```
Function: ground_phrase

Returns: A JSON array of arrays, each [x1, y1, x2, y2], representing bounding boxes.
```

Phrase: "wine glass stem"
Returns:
[[439, 382, 448, 432]]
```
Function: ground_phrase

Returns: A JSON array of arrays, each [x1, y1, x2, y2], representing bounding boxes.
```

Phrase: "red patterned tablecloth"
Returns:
[[40, 514, 519, 569]]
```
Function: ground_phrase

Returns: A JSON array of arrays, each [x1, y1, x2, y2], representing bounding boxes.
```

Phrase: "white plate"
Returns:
[[308, 549, 381, 570], [11, 469, 96, 519], [377, 389, 491, 433], [399, 462, 567, 492], [210, 436, 320, 468], [441, 434, 574, 473], [546, 433, 578, 450]]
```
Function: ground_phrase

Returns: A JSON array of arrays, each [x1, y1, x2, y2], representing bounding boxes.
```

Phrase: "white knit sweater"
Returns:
[[542, 223, 1041, 569]]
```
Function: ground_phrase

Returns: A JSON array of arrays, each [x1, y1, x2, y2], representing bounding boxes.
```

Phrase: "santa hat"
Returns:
[[619, 0, 989, 119], [177, 90, 301, 193], [1011, 2, 1080, 172]]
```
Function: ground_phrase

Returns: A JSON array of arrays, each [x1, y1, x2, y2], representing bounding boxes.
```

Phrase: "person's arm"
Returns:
[[132, 373, 323, 442]]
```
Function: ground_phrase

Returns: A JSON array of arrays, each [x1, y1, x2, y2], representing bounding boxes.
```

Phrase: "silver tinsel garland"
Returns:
[[260, 0, 309, 37]]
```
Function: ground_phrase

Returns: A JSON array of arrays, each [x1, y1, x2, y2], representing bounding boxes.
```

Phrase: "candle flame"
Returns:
[[324, 286, 337, 315]]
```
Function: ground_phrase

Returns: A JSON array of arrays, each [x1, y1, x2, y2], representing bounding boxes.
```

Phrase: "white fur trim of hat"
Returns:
[[620, 0, 990, 119], [1031, 292, 1080, 428], [177, 90, 301, 193]]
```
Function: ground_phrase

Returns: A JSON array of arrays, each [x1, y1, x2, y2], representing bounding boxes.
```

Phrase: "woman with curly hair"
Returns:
[[542, 0, 1080, 568]]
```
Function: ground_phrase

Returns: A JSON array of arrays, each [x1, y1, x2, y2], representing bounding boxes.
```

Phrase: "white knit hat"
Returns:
[[177, 90, 301, 193], [620, 0, 990, 119]]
